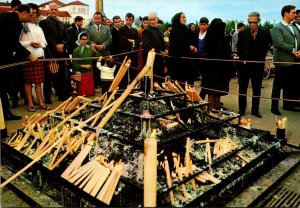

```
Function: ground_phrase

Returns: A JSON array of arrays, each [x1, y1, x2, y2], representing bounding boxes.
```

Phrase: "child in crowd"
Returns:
[[96, 56, 116, 94], [72, 32, 98, 96]]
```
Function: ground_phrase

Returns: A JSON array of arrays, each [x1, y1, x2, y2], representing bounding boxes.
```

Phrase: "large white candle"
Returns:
[[144, 130, 157, 207]]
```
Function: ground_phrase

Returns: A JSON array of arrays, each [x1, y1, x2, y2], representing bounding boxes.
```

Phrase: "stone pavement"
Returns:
[[194, 76, 300, 146]]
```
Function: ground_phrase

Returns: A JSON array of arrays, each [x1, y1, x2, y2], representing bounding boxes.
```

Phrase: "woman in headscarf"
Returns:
[[72, 32, 99, 96], [203, 18, 234, 110], [168, 12, 197, 84]]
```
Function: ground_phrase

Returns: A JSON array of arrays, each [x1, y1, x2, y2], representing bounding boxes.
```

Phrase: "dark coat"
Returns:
[[39, 16, 68, 58], [66, 23, 82, 55], [118, 25, 140, 53], [0, 12, 30, 65], [110, 27, 121, 55], [204, 21, 234, 96], [142, 25, 167, 77], [169, 24, 192, 58], [237, 28, 271, 62], [168, 24, 195, 83], [142, 26, 166, 53]]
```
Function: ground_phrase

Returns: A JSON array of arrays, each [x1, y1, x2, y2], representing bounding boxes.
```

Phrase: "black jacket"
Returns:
[[118, 25, 140, 52], [110, 27, 121, 55], [39, 16, 68, 58], [142, 26, 166, 53], [66, 23, 82, 55], [0, 12, 30, 65], [237, 28, 271, 61]]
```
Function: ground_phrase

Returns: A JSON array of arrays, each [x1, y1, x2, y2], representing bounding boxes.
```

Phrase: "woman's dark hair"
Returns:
[[189, 23, 195, 29], [171, 12, 184, 27], [142, 16, 148, 21], [27, 3, 39, 17]]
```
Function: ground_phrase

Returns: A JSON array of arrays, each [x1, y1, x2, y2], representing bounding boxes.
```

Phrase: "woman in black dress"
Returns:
[[168, 12, 197, 84], [203, 18, 234, 110]]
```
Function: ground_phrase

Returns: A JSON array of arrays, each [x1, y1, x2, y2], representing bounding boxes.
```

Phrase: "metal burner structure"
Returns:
[[1, 82, 286, 207]]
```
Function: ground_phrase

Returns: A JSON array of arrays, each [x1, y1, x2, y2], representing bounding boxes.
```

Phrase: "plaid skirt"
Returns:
[[23, 60, 44, 84], [77, 72, 95, 96]]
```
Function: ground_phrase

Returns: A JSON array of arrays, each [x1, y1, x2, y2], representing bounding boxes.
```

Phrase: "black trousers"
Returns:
[[7, 65, 24, 102], [0, 70, 14, 116], [271, 65, 299, 108], [44, 62, 71, 101], [238, 63, 264, 113]]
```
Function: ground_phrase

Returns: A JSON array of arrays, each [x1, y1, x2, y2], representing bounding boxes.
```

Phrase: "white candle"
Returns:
[[144, 131, 157, 207]]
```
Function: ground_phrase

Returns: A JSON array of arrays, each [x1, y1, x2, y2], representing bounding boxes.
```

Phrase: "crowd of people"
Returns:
[[0, 1, 299, 123]]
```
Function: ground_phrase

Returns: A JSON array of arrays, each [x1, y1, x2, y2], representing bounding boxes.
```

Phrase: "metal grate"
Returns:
[[264, 186, 300, 207]]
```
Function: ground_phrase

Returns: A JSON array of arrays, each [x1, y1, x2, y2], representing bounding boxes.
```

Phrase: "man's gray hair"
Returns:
[[49, 2, 58, 8], [248, 11, 261, 21], [148, 11, 158, 19]]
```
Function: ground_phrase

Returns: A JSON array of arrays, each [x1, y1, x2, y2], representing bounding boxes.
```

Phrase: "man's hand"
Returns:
[[31, 41, 41, 48], [160, 49, 168, 56], [295, 50, 300, 59], [190, 45, 197, 53], [28, 54, 38, 62], [95, 44, 105, 51], [81, 64, 92, 69], [56, 44, 64, 53]]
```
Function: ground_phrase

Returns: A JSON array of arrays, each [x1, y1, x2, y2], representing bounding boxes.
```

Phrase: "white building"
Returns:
[[38, 0, 90, 26]]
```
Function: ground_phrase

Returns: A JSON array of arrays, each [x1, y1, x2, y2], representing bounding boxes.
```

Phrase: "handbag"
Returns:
[[49, 61, 59, 74]]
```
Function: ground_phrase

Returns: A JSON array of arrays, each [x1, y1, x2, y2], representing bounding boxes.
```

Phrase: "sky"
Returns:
[[21, 0, 299, 24]]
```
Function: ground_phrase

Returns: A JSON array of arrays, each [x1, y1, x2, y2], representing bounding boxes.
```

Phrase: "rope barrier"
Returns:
[[1, 49, 299, 104], [152, 74, 300, 104], [0, 50, 140, 70]]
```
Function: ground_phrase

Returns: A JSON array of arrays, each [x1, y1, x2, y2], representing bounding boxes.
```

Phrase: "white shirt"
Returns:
[[96, 62, 116, 80], [20, 23, 47, 57], [198, 31, 207, 40]]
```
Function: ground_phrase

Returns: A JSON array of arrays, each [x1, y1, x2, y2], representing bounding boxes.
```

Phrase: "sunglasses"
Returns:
[[248, 21, 258, 24], [81, 38, 88, 40]]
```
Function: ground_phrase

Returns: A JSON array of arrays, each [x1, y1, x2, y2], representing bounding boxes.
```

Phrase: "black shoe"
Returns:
[[4, 112, 22, 120], [283, 106, 300, 112], [58, 96, 69, 101], [251, 112, 262, 118], [9, 100, 18, 108], [238, 111, 245, 116], [271, 108, 281, 115], [45, 99, 53, 104]]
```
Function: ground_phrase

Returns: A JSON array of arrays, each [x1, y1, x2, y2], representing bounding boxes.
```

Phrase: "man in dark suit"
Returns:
[[237, 11, 271, 118], [110, 15, 121, 55], [66, 16, 83, 56], [118, 13, 140, 88], [39, 2, 71, 103], [271, 5, 300, 115], [0, 4, 37, 122]]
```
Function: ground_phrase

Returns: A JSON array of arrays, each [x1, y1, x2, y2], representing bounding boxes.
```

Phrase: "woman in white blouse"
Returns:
[[20, 3, 50, 112]]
